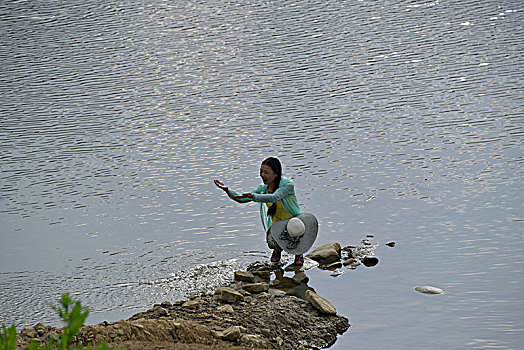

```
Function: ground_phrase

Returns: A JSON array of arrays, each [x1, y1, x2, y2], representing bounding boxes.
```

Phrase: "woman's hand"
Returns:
[[214, 179, 229, 192], [234, 192, 254, 199]]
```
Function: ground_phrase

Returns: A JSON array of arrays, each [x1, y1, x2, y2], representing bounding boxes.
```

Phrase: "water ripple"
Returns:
[[1, 0, 522, 348]]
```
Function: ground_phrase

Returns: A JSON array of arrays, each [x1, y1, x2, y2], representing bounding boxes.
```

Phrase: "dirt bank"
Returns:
[[16, 261, 350, 349]]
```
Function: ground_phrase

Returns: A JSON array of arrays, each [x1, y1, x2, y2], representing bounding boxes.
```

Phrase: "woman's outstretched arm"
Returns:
[[214, 179, 256, 203]]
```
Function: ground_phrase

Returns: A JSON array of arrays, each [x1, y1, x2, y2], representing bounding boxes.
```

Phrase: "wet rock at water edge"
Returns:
[[146, 305, 169, 318], [234, 271, 255, 283], [320, 261, 343, 270], [292, 271, 309, 284], [246, 261, 272, 280], [306, 290, 337, 315], [415, 286, 445, 294], [361, 256, 379, 267], [242, 283, 269, 294], [330, 270, 345, 277], [308, 242, 341, 265], [343, 258, 360, 269]]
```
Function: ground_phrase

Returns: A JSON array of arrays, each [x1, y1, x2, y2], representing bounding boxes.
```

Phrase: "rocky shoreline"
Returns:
[[16, 240, 385, 349]]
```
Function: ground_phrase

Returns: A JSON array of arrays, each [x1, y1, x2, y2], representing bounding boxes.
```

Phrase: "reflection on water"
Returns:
[[1, 0, 523, 349]]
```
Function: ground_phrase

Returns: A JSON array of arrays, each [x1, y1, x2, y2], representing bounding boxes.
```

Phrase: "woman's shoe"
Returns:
[[271, 249, 282, 263], [294, 254, 304, 265]]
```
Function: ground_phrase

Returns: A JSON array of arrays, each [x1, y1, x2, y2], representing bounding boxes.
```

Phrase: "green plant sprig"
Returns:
[[1, 293, 108, 350]]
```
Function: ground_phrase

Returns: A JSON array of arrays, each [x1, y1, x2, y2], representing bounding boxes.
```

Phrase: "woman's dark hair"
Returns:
[[262, 157, 282, 217]]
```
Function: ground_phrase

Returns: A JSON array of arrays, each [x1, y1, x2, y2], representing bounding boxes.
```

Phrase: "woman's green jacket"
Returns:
[[226, 176, 303, 231]]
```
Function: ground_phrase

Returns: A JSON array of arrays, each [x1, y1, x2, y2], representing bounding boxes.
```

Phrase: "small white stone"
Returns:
[[415, 286, 445, 294]]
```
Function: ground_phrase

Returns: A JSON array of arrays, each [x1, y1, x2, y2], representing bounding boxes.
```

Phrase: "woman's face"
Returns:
[[260, 164, 278, 185]]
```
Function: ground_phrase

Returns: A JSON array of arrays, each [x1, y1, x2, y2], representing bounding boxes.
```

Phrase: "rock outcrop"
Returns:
[[17, 263, 350, 350], [16, 237, 389, 349]]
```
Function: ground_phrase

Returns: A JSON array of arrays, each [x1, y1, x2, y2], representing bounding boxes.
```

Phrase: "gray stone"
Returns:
[[181, 300, 199, 309], [234, 271, 255, 283], [215, 287, 244, 303], [156, 307, 169, 317], [242, 283, 269, 294], [312, 242, 341, 255], [34, 323, 47, 336], [330, 270, 345, 277], [216, 304, 234, 313], [252, 270, 271, 280], [321, 261, 342, 269], [21, 328, 37, 338], [306, 290, 337, 315], [241, 334, 270, 347], [276, 336, 284, 346], [292, 271, 309, 284], [343, 258, 360, 269], [222, 326, 241, 341], [341, 246, 356, 258]]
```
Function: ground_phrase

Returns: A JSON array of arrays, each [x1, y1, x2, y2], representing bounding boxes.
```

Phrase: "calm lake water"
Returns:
[[1, 0, 523, 349]]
